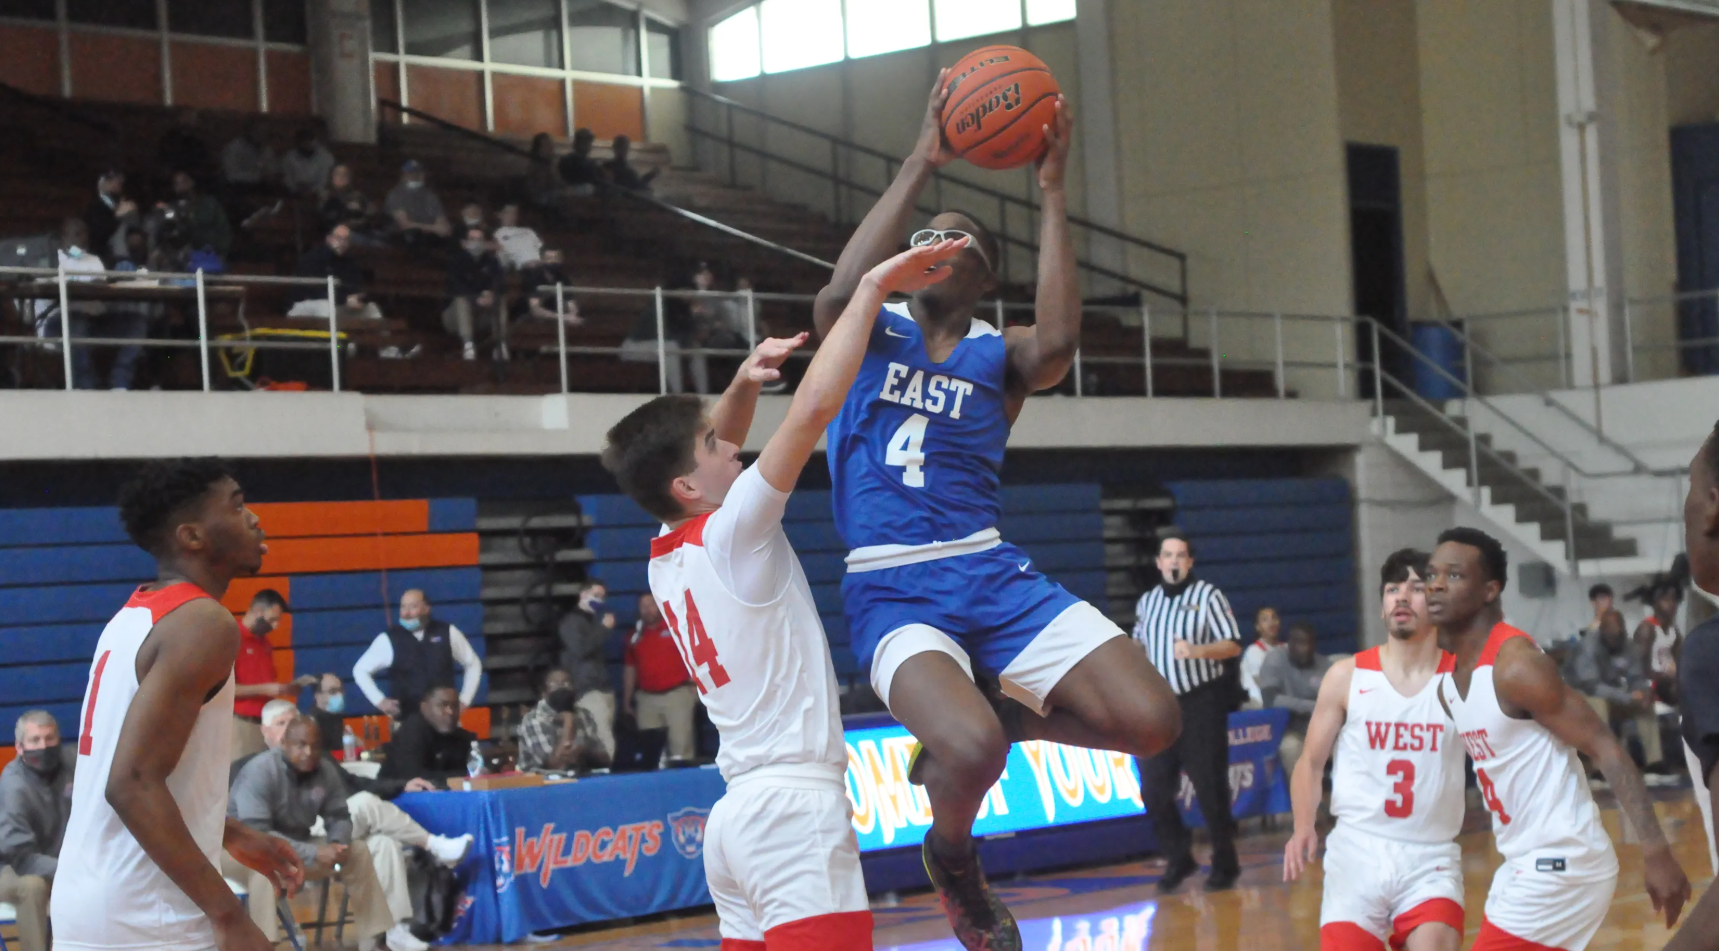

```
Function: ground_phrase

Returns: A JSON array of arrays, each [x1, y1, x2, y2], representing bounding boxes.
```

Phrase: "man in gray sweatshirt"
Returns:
[[227, 717, 423, 951], [1258, 622, 1334, 776], [0, 711, 74, 951]]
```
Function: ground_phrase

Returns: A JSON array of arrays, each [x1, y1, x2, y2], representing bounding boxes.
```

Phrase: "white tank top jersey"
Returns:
[[648, 465, 846, 782], [52, 583, 237, 951], [1646, 617, 1681, 677], [1440, 623, 1616, 871], [1330, 646, 1465, 843]]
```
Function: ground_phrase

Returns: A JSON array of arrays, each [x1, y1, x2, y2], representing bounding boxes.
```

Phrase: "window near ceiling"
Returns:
[[370, 0, 399, 52], [708, 5, 759, 83], [403, 0, 481, 60], [567, 0, 638, 76], [759, 0, 841, 74], [488, 0, 562, 68], [847, 0, 930, 59], [263, 0, 309, 43], [0, 0, 57, 21], [1024, 0, 1074, 26], [646, 18, 682, 81], [933, 0, 1020, 42], [168, 0, 253, 38], [66, 0, 157, 31]]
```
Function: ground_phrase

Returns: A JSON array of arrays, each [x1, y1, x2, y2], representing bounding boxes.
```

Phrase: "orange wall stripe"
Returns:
[[272, 648, 296, 684], [0, 746, 12, 771], [250, 500, 430, 539], [259, 533, 479, 575], [460, 706, 491, 739]]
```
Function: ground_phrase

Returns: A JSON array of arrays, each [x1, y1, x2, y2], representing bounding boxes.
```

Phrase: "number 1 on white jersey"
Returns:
[[885, 413, 929, 487]]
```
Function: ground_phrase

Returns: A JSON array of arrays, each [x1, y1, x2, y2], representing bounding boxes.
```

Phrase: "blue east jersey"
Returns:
[[826, 301, 1010, 550], [827, 302, 1100, 692]]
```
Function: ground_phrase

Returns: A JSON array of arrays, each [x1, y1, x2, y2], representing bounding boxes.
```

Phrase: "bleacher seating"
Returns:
[[1164, 477, 1358, 651], [576, 483, 1110, 686], [0, 497, 485, 764]]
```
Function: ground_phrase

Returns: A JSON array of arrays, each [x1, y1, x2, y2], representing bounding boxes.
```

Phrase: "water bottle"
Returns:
[[342, 726, 359, 763], [467, 740, 486, 778]]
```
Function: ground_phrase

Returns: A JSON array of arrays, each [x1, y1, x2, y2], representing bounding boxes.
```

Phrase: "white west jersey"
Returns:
[[1330, 646, 1464, 843], [647, 466, 846, 782], [1441, 623, 1616, 873], [53, 583, 237, 951]]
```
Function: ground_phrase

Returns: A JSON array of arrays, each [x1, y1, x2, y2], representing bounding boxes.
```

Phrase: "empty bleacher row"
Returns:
[[0, 498, 487, 764]]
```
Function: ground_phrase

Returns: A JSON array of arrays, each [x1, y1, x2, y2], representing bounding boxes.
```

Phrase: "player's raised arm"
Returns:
[[707, 333, 810, 448], [812, 72, 954, 338], [758, 238, 967, 493], [1004, 96, 1079, 401], [107, 600, 300, 951], [1491, 639, 1691, 926], [1284, 658, 1352, 881]]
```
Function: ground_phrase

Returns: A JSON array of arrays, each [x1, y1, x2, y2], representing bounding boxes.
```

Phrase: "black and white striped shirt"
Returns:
[[1132, 578, 1241, 695]]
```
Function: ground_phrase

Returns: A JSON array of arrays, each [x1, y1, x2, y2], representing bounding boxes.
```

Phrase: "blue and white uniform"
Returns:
[[826, 302, 1125, 713]]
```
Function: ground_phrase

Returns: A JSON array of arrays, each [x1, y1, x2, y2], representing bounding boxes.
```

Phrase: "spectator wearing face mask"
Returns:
[[516, 668, 602, 773], [383, 160, 451, 247], [85, 170, 139, 259], [311, 672, 349, 750], [281, 126, 335, 197], [232, 589, 318, 760], [0, 712, 75, 951], [558, 581, 618, 763], [443, 225, 506, 361], [352, 589, 483, 720]]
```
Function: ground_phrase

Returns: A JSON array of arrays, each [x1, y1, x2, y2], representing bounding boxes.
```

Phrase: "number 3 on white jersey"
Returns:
[[885, 413, 929, 487]]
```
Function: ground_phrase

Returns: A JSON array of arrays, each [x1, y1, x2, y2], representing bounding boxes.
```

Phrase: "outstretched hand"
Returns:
[[742, 333, 809, 384], [863, 238, 967, 296], [225, 821, 304, 897], [913, 69, 956, 168], [1036, 95, 1074, 192]]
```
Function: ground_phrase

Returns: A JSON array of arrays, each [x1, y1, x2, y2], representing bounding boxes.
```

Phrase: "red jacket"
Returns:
[[625, 621, 691, 693]]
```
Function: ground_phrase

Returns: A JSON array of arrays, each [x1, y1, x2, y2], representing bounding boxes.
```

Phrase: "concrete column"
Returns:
[[308, 0, 377, 144], [1552, 0, 1627, 386], [1075, 0, 1126, 297]]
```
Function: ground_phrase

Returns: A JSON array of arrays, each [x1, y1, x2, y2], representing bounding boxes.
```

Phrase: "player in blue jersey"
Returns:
[[812, 76, 1181, 951]]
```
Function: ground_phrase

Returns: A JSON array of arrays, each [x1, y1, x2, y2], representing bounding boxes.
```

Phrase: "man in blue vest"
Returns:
[[352, 589, 483, 719]]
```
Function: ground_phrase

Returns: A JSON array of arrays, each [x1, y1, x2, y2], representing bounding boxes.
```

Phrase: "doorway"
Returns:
[[1347, 143, 1408, 399]]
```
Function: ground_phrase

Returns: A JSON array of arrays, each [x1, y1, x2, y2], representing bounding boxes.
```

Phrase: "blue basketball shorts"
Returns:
[[841, 541, 1126, 715]]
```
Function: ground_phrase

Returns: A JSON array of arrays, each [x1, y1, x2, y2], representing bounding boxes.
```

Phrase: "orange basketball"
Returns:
[[940, 45, 1061, 171]]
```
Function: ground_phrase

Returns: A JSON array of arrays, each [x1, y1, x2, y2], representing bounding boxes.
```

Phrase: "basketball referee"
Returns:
[[1132, 532, 1242, 892]]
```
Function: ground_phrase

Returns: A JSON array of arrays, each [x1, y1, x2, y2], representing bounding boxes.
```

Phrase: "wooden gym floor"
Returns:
[[493, 795, 1714, 951]]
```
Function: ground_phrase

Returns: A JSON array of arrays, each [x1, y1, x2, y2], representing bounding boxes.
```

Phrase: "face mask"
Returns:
[[66, 246, 83, 259], [463, 241, 485, 255], [249, 617, 275, 637], [405, 180, 424, 190], [400, 616, 422, 632], [583, 596, 604, 612], [20, 748, 57, 775], [463, 215, 482, 227], [546, 687, 577, 713], [323, 692, 346, 714]]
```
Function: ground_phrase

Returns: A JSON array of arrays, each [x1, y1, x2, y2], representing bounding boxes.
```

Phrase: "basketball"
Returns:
[[940, 45, 1061, 171]]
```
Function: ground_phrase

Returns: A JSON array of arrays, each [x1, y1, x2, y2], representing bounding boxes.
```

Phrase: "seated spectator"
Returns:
[[311, 672, 349, 749], [352, 589, 484, 719], [0, 711, 73, 951], [384, 160, 452, 247], [516, 668, 601, 773], [458, 202, 488, 235], [559, 581, 618, 764], [155, 108, 215, 189], [289, 224, 382, 321], [1634, 579, 1684, 707], [605, 134, 657, 191], [85, 170, 139, 259], [557, 127, 604, 194], [443, 225, 506, 361], [688, 262, 748, 353], [227, 718, 427, 951], [1258, 622, 1331, 775], [378, 687, 477, 786], [1239, 606, 1283, 708], [624, 594, 697, 764], [281, 125, 335, 196], [36, 218, 138, 391], [514, 248, 581, 325], [220, 118, 279, 189], [524, 132, 560, 208], [1575, 609, 1665, 771], [492, 203, 543, 271], [319, 164, 385, 244], [162, 170, 233, 259]]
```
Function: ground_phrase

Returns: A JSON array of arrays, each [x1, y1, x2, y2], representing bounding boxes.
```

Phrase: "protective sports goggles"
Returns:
[[909, 228, 991, 272]]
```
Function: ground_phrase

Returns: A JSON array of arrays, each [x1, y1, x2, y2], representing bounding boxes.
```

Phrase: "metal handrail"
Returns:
[[373, 98, 834, 271], [683, 86, 1189, 307]]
